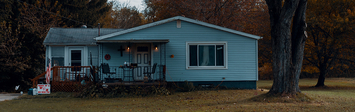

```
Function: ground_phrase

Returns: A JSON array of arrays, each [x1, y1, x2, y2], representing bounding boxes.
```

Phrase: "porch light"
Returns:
[[155, 45, 158, 50], [127, 46, 130, 50]]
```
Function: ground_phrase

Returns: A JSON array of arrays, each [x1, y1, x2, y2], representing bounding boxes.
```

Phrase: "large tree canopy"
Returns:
[[55, 0, 112, 27], [0, 0, 112, 91], [0, 0, 31, 91]]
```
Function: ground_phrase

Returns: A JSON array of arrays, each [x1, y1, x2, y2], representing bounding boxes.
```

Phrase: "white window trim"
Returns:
[[186, 41, 228, 70]]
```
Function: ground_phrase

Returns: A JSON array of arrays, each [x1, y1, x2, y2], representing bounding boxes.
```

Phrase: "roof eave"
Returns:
[[97, 39, 169, 43], [43, 43, 97, 46], [94, 18, 179, 40]]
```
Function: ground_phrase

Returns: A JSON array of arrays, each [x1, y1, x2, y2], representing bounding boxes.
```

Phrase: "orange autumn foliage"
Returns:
[[144, 0, 269, 35], [303, 0, 355, 78]]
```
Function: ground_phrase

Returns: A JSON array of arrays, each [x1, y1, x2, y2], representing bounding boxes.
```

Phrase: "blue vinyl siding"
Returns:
[[99, 43, 132, 81], [88, 46, 99, 66], [152, 43, 166, 80], [102, 21, 258, 82], [101, 43, 131, 66]]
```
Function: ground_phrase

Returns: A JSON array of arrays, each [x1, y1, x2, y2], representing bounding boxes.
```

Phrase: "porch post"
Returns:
[[159, 42, 162, 81], [100, 43, 103, 81], [129, 42, 131, 63], [164, 43, 166, 81]]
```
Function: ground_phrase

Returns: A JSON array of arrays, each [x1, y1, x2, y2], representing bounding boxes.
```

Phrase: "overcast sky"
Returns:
[[108, 0, 146, 11]]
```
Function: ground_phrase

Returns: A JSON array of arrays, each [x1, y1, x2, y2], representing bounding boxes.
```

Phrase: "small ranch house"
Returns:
[[43, 16, 262, 90]]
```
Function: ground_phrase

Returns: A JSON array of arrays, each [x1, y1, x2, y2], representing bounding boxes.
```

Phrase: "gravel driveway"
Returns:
[[0, 93, 21, 101]]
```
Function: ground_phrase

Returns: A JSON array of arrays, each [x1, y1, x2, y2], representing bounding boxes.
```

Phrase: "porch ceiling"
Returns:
[[97, 39, 169, 43]]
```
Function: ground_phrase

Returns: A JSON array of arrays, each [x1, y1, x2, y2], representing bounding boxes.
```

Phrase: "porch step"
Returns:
[[38, 77, 46, 84], [105, 78, 122, 83]]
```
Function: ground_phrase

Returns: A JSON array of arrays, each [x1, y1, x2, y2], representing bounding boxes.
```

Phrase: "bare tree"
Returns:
[[98, 1, 143, 29], [304, 0, 355, 87]]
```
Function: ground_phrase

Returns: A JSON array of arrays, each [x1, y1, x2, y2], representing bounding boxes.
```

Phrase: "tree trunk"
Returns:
[[266, 0, 307, 95], [315, 65, 326, 87], [290, 0, 308, 92]]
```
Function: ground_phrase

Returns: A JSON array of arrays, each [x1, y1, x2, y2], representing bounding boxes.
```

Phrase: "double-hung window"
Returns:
[[186, 42, 227, 69], [51, 46, 64, 66]]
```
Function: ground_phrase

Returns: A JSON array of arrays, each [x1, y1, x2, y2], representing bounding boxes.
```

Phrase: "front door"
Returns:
[[134, 44, 151, 81], [67, 47, 84, 80]]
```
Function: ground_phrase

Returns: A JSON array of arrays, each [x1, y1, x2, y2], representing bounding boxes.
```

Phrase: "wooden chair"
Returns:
[[143, 63, 157, 81]]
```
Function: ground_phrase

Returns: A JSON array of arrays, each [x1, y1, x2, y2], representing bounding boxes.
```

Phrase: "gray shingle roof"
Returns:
[[44, 28, 124, 45], [95, 16, 262, 40]]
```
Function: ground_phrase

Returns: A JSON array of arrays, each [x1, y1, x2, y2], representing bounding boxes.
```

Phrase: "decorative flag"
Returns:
[[46, 59, 51, 84]]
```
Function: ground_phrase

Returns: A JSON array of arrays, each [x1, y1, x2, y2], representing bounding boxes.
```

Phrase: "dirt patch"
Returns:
[[249, 92, 312, 103], [257, 89, 269, 92], [327, 78, 355, 84]]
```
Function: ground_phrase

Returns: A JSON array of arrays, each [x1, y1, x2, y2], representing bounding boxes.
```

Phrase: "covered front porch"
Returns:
[[31, 65, 167, 92], [96, 39, 168, 83]]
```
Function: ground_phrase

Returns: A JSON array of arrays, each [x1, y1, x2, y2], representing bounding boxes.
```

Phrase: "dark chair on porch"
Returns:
[[101, 63, 116, 83], [143, 63, 157, 82]]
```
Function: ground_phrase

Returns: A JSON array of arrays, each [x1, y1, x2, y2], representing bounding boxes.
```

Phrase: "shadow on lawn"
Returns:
[[259, 85, 355, 91], [200, 99, 253, 107], [303, 85, 355, 90]]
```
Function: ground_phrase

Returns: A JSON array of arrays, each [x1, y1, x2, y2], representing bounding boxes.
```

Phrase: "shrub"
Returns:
[[179, 81, 195, 92], [74, 83, 171, 98]]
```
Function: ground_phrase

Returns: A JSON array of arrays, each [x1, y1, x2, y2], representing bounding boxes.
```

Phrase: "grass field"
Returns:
[[1, 78, 355, 112]]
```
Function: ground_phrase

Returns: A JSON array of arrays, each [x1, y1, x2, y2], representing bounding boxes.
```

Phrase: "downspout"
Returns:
[[101, 43, 103, 80], [98, 23, 102, 80]]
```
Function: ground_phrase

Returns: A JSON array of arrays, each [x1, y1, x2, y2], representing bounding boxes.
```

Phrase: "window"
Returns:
[[52, 57, 64, 66], [51, 46, 64, 66], [71, 50, 82, 66], [186, 42, 227, 69]]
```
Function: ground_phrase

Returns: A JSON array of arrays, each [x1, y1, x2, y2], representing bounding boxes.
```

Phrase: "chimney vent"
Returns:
[[81, 25, 87, 28]]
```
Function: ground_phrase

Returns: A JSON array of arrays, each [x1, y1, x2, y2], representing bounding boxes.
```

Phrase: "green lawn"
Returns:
[[1, 78, 355, 112]]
